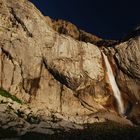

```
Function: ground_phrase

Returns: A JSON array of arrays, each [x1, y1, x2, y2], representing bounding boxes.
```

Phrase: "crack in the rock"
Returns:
[[1, 47, 13, 60], [10, 7, 33, 37], [42, 57, 96, 113], [0, 49, 3, 87], [42, 58, 75, 90], [10, 66, 15, 88], [59, 84, 63, 113], [1, 47, 15, 89], [74, 94, 96, 112], [19, 61, 28, 94]]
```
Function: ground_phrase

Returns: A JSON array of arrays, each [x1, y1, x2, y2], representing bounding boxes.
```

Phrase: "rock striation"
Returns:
[[0, 0, 140, 137]]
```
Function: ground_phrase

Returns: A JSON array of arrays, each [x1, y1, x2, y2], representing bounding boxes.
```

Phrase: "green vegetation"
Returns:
[[0, 88, 22, 104]]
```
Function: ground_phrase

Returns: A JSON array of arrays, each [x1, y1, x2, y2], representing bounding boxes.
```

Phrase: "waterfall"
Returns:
[[101, 51, 125, 115]]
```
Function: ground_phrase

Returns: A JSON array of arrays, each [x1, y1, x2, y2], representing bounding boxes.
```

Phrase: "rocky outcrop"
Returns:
[[114, 32, 140, 123], [0, 0, 140, 137], [0, 94, 84, 137], [46, 17, 118, 47], [52, 19, 80, 40]]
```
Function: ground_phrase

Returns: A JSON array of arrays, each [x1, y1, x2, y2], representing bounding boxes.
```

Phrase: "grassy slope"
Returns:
[[0, 88, 22, 104]]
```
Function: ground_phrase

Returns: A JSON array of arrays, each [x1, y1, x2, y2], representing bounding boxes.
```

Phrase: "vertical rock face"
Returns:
[[0, 0, 107, 120], [114, 33, 140, 123], [0, 0, 140, 125]]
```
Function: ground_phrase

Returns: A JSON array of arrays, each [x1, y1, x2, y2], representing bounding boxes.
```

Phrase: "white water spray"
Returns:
[[102, 52, 125, 115]]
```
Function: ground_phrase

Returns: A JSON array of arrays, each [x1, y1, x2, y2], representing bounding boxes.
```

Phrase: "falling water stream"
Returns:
[[101, 52, 125, 115]]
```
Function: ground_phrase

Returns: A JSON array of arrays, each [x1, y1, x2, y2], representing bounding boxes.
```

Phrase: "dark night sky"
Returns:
[[29, 0, 140, 39]]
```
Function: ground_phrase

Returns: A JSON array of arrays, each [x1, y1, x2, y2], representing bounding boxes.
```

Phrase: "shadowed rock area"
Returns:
[[0, 0, 140, 139], [46, 17, 118, 47]]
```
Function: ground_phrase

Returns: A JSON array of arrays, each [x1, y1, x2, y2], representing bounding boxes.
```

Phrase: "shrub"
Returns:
[[0, 88, 22, 104]]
